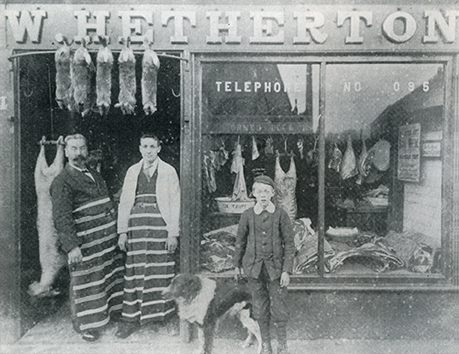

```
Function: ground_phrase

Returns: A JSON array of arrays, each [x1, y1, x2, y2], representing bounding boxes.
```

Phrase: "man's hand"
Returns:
[[280, 271, 290, 288], [234, 267, 243, 282], [68, 247, 83, 265], [118, 233, 128, 252], [166, 235, 178, 253]]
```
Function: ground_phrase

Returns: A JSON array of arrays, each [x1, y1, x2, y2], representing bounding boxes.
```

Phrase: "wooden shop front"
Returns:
[[1, 0, 459, 343]]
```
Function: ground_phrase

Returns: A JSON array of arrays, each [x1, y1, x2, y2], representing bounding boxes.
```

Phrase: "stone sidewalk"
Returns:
[[2, 294, 458, 354], [2, 305, 458, 354]]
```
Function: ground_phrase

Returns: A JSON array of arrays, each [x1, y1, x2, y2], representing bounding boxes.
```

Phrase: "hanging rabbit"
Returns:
[[96, 35, 113, 116], [54, 34, 74, 111], [142, 37, 160, 115], [72, 37, 95, 117], [115, 37, 136, 115]]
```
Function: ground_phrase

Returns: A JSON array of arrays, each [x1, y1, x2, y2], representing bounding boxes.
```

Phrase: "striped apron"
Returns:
[[121, 171, 175, 324], [71, 196, 125, 331]]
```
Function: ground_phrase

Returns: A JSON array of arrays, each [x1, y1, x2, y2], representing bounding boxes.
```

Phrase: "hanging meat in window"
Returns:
[[54, 34, 73, 111], [96, 36, 113, 116], [357, 136, 370, 184], [275, 152, 297, 220], [340, 135, 358, 180], [72, 37, 95, 117], [142, 37, 160, 115], [231, 140, 250, 201], [29, 137, 66, 297], [328, 143, 342, 172], [115, 37, 136, 115]]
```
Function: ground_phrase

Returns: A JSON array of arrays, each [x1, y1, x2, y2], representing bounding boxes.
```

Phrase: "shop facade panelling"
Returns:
[[1, 0, 459, 343]]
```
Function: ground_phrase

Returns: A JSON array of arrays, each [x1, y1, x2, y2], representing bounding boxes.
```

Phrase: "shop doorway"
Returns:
[[16, 51, 181, 335]]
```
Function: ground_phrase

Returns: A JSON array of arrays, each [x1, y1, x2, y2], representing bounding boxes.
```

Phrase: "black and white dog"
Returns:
[[162, 273, 261, 354]]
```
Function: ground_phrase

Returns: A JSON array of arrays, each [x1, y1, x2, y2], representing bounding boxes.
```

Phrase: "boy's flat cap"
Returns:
[[253, 175, 276, 189]]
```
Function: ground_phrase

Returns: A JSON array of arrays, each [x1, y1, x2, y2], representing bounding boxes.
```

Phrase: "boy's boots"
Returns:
[[259, 320, 273, 354], [275, 322, 288, 354]]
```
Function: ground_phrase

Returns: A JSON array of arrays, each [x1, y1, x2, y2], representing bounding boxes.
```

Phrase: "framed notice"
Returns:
[[398, 123, 421, 182], [421, 141, 441, 157]]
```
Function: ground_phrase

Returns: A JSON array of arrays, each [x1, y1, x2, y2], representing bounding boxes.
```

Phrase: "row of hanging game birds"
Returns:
[[54, 34, 159, 117]]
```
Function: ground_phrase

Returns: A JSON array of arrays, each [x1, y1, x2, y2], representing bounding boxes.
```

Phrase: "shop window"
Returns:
[[198, 58, 447, 282], [199, 61, 321, 275], [324, 63, 444, 276]]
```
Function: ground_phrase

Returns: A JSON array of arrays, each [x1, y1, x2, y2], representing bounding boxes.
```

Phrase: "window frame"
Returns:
[[193, 52, 455, 289]]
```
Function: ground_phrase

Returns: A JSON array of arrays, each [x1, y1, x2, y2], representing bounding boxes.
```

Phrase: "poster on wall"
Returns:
[[397, 123, 421, 182]]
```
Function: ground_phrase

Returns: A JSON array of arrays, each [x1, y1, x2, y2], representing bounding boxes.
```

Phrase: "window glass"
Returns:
[[202, 63, 317, 119], [324, 63, 444, 276], [200, 62, 321, 275]]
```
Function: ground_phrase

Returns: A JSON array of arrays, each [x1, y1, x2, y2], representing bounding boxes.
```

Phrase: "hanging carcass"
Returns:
[[96, 36, 113, 116], [231, 140, 250, 201], [275, 150, 298, 220], [357, 135, 370, 184], [28, 137, 66, 297], [340, 135, 358, 180], [142, 37, 160, 115], [54, 34, 73, 110], [115, 37, 136, 115], [328, 143, 342, 172], [72, 37, 95, 116]]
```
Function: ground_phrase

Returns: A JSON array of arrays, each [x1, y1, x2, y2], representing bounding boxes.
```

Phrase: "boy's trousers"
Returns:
[[247, 263, 289, 326]]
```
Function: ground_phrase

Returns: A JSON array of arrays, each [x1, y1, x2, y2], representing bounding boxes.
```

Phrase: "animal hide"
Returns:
[[96, 36, 113, 116], [115, 38, 136, 115], [142, 38, 160, 115], [72, 38, 95, 116], [29, 137, 66, 297], [54, 34, 73, 110]]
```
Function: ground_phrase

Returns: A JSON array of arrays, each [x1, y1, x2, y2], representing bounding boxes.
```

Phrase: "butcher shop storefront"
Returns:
[[1, 0, 459, 342]]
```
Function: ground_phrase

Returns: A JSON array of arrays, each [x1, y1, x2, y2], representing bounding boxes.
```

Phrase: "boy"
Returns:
[[234, 175, 295, 354]]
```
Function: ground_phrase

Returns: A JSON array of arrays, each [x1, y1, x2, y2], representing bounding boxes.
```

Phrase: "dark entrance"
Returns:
[[17, 50, 181, 335]]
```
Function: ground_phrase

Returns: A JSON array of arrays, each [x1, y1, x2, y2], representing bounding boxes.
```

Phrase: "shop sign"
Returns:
[[204, 121, 311, 134], [2, 5, 459, 51]]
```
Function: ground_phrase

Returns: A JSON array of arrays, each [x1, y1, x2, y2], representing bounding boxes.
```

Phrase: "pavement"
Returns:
[[2, 299, 458, 354]]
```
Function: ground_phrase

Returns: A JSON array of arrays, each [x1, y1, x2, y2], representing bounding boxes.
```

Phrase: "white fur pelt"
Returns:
[[29, 136, 66, 297]]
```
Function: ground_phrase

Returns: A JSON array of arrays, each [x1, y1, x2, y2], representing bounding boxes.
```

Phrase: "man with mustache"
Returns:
[[50, 134, 124, 341]]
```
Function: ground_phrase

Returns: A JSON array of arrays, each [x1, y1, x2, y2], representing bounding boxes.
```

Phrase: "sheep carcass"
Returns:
[[29, 136, 66, 297]]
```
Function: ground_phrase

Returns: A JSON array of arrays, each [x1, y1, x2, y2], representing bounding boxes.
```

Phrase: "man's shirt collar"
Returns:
[[254, 201, 276, 215], [143, 158, 158, 171]]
